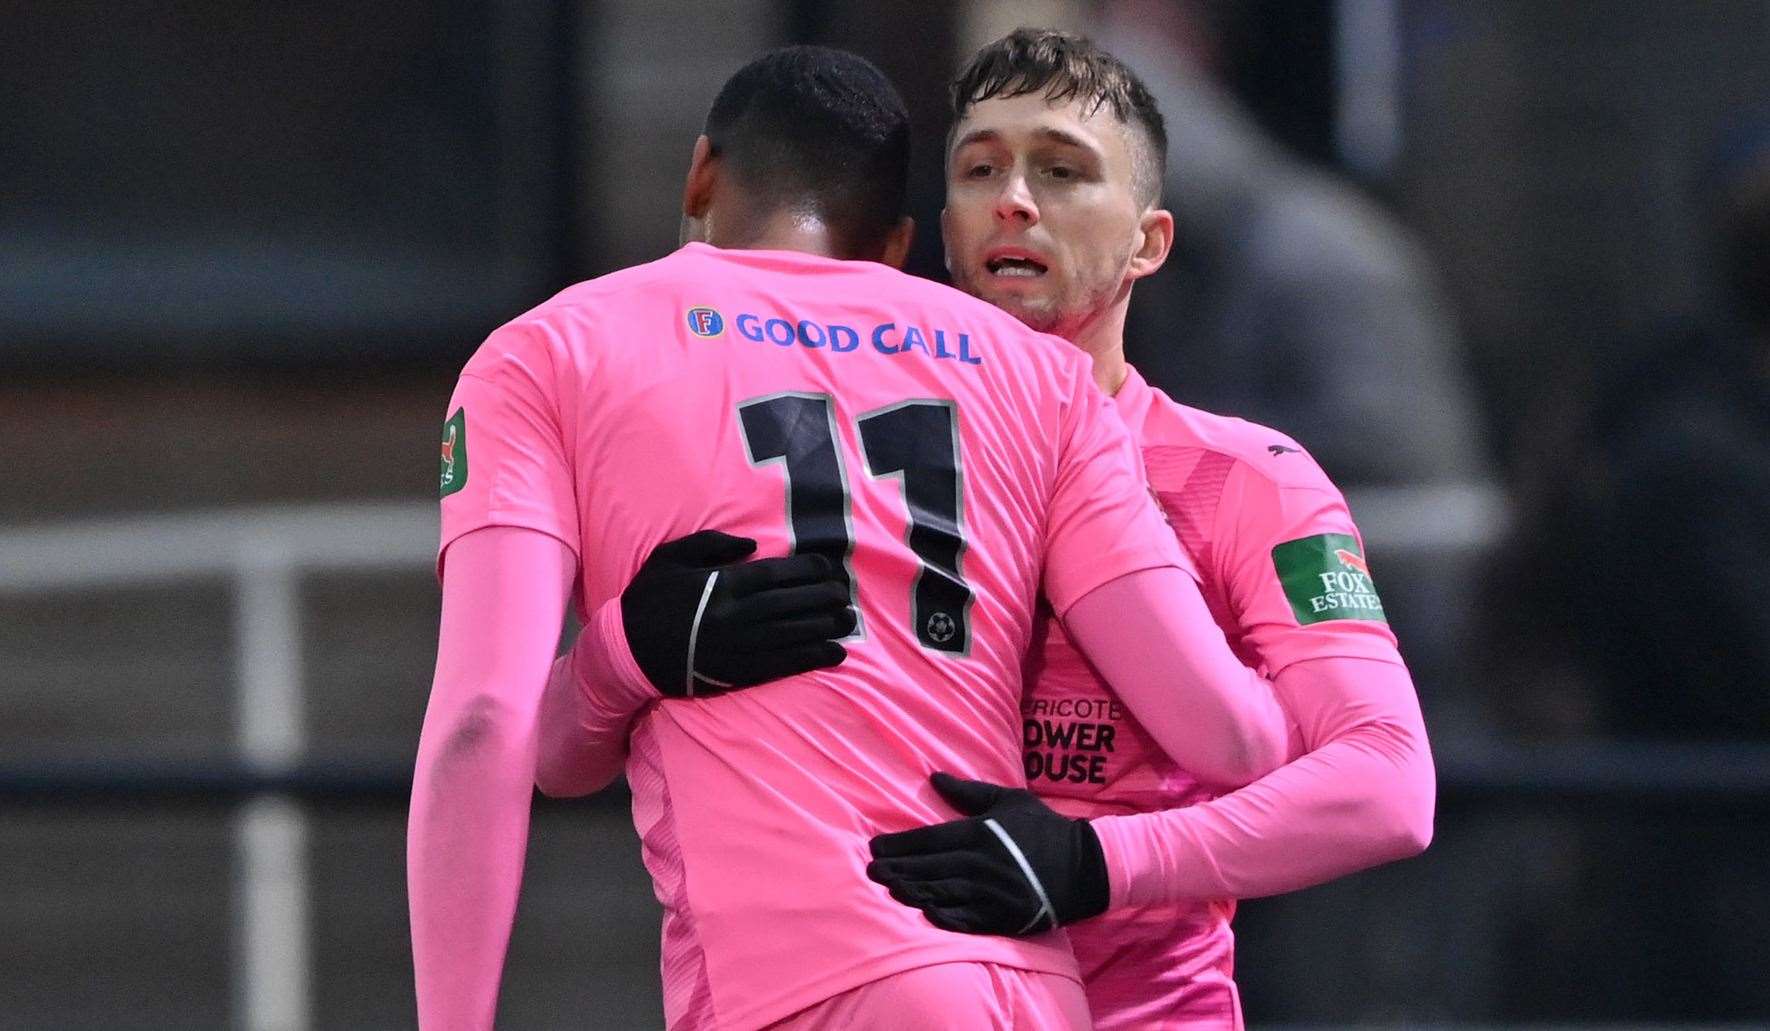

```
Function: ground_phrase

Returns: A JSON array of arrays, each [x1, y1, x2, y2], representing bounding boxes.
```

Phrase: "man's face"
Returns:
[[942, 92, 1151, 337]]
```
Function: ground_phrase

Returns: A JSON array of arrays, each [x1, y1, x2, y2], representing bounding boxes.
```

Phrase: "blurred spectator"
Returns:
[[1097, 4, 1487, 488], [1512, 120, 1770, 741], [1467, 112, 1770, 1023]]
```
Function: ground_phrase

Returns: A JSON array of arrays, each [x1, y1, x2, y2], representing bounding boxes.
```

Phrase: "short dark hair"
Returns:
[[705, 46, 911, 254], [950, 28, 1167, 205]]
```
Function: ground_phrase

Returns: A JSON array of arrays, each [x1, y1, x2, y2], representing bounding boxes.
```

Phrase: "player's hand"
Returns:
[[621, 530, 856, 699], [865, 772, 1109, 936]]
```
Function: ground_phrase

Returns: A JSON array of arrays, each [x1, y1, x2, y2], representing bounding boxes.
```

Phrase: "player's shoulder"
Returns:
[[1136, 379, 1342, 498], [515, 249, 692, 328], [458, 251, 698, 382]]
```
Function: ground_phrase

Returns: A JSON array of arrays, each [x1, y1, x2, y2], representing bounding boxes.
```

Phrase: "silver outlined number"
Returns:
[[737, 394, 972, 654]]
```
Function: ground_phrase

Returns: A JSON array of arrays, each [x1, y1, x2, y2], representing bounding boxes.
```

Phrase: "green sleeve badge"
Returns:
[[1271, 533, 1386, 624], [439, 408, 468, 497]]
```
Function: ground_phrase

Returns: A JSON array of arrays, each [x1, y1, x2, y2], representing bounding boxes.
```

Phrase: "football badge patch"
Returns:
[[686, 306, 725, 338], [439, 408, 468, 497], [1271, 533, 1386, 624]]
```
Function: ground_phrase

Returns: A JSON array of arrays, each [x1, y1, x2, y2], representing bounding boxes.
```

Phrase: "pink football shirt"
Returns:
[[1026, 367, 1403, 1029], [437, 244, 1187, 1030]]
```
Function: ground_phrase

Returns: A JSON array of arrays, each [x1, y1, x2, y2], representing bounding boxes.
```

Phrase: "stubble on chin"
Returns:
[[1005, 302, 1062, 334], [1000, 293, 1066, 334], [966, 276, 1062, 333]]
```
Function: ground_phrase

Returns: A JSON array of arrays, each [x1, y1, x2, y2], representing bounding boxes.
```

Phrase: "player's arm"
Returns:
[[868, 650, 1429, 935], [1061, 567, 1295, 789], [409, 525, 573, 1030], [1090, 652, 1432, 905], [413, 333, 583, 1027], [536, 532, 854, 798], [1034, 370, 1294, 789], [870, 460, 1434, 934], [864, 570, 1297, 936], [1082, 463, 1435, 902], [532, 596, 649, 799]]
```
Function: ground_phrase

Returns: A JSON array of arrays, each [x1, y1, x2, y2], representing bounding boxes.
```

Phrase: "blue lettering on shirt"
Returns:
[[722, 311, 984, 367]]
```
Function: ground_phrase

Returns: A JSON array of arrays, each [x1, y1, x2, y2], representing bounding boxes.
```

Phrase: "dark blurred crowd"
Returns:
[[1473, 120, 1770, 1018], [1489, 124, 1770, 743]]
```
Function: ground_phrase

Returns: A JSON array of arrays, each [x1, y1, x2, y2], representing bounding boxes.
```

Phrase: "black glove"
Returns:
[[866, 772, 1109, 936], [621, 530, 856, 698]]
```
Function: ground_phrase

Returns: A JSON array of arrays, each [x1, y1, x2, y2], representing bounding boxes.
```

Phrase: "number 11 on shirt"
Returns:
[[738, 392, 972, 654]]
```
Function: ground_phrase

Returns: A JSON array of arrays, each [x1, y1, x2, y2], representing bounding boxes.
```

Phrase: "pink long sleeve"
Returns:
[[534, 594, 660, 797], [1090, 655, 1434, 906], [1061, 567, 1295, 791], [409, 525, 575, 1030]]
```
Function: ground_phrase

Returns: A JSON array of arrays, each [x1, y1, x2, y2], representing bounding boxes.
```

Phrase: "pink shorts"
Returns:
[[765, 961, 1092, 1030]]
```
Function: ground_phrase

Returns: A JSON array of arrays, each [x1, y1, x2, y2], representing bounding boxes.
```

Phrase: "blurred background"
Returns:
[[3, 0, 1768, 1027]]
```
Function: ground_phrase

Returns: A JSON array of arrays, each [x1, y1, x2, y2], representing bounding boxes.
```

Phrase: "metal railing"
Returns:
[[2, 501, 433, 1031]]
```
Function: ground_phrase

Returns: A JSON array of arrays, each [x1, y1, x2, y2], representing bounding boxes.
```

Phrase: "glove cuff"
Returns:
[[579, 593, 662, 712], [1069, 818, 1111, 923]]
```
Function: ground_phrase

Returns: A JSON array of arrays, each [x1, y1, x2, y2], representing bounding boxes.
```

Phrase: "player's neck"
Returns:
[[713, 209, 856, 262], [1065, 290, 1133, 396]]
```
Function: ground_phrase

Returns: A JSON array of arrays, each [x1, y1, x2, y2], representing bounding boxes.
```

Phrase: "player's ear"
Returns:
[[1126, 206, 1174, 282], [879, 216, 915, 269], [682, 134, 717, 221]]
